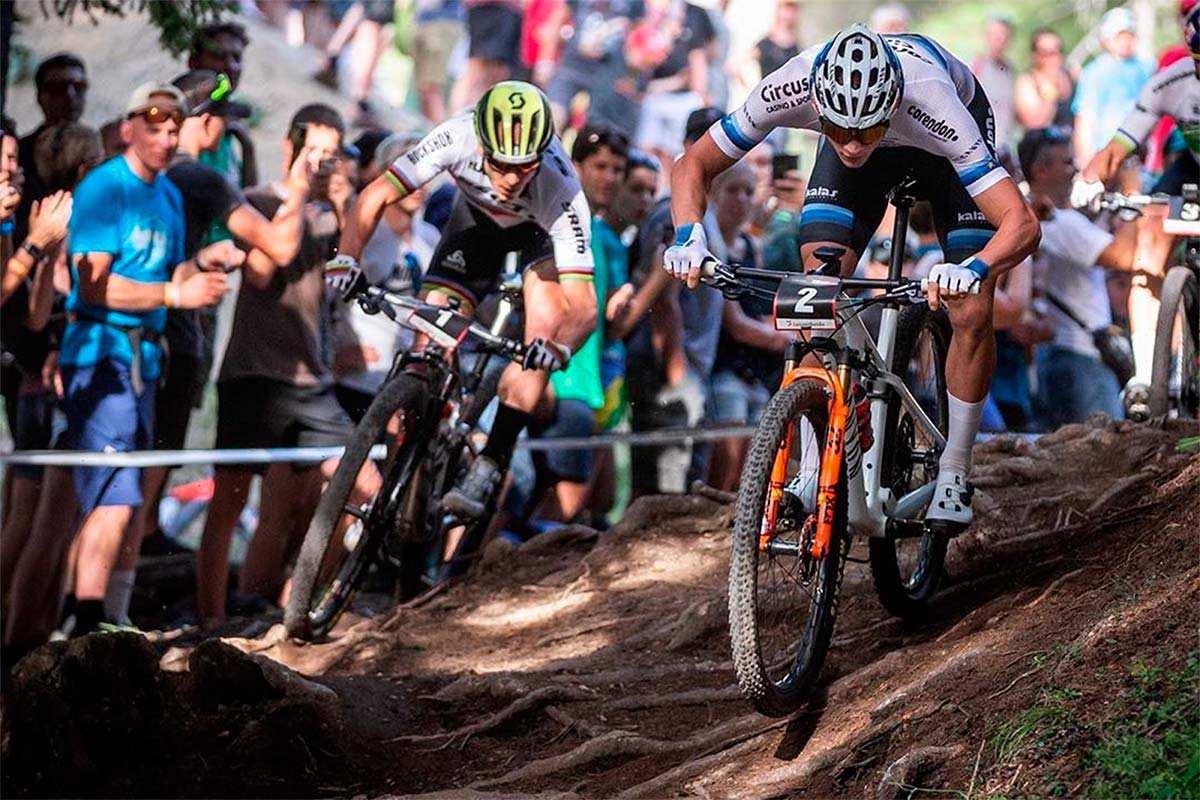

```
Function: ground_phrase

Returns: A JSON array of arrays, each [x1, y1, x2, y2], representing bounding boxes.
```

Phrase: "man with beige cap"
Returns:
[[59, 81, 240, 636]]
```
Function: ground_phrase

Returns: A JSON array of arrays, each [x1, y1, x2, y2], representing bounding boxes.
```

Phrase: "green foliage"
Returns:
[[1085, 652, 1200, 800], [989, 651, 1200, 799], [33, 0, 238, 57]]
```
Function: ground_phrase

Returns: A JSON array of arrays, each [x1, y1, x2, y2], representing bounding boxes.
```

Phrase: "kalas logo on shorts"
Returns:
[[760, 77, 809, 105], [562, 202, 587, 254], [906, 105, 958, 142]]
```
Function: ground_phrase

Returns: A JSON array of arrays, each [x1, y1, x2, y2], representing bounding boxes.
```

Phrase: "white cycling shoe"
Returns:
[[925, 469, 973, 535]]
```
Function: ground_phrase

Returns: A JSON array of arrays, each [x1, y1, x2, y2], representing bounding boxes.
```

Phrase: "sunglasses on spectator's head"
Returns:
[[819, 118, 889, 146], [130, 105, 185, 125], [486, 156, 541, 176]]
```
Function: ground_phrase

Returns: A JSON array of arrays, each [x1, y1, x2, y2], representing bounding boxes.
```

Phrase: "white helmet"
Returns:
[[810, 24, 904, 129]]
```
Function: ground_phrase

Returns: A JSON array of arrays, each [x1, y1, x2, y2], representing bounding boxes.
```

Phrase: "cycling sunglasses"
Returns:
[[819, 118, 889, 146], [130, 105, 185, 126], [485, 156, 541, 176]]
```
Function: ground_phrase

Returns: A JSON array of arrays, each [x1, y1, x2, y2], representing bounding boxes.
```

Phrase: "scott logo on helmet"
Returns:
[[509, 91, 526, 110], [906, 105, 959, 142]]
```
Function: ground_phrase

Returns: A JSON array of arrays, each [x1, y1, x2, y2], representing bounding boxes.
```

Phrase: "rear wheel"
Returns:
[[285, 376, 428, 640], [728, 378, 849, 717], [1149, 266, 1200, 419], [870, 305, 951, 620]]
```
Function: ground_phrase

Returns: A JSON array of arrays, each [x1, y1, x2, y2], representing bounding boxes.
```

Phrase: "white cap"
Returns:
[[1100, 7, 1137, 39]]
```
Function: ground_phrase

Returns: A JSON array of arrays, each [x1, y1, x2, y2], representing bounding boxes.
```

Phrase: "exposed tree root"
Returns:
[[391, 686, 595, 749], [423, 673, 533, 704], [689, 480, 737, 505], [875, 745, 964, 800], [611, 685, 743, 710], [1085, 470, 1157, 516], [543, 705, 612, 740], [471, 712, 778, 789], [1023, 567, 1089, 610], [615, 731, 773, 799], [548, 660, 730, 688]]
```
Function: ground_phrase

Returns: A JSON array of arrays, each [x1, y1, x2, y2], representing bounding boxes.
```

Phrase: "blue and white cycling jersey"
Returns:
[[709, 33, 1009, 198]]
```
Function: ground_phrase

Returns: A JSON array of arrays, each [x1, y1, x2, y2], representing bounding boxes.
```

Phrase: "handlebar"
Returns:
[[698, 257, 932, 302], [355, 285, 529, 363], [1090, 190, 1172, 219]]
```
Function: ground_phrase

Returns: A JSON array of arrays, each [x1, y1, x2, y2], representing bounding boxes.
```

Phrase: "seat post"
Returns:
[[887, 177, 918, 281]]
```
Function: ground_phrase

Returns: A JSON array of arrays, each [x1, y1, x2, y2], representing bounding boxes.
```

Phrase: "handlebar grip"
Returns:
[[699, 256, 722, 279], [916, 278, 981, 296]]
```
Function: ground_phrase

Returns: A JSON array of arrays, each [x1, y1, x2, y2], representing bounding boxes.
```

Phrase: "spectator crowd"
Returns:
[[0, 1, 1193, 657]]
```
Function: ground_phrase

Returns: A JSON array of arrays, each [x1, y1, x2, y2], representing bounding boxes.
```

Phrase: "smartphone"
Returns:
[[287, 123, 308, 166], [772, 153, 801, 181]]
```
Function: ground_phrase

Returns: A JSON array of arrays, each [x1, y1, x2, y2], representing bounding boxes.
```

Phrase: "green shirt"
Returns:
[[550, 217, 609, 409], [199, 132, 241, 243]]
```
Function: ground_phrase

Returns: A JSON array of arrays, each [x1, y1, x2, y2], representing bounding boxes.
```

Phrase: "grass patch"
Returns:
[[1084, 652, 1200, 800], [988, 651, 1200, 799]]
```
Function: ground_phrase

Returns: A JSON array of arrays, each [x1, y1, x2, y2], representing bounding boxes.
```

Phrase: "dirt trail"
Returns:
[[3, 417, 1198, 799]]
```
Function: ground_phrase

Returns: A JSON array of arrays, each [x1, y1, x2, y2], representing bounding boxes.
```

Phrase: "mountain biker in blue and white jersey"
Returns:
[[665, 24, 1041, 534]]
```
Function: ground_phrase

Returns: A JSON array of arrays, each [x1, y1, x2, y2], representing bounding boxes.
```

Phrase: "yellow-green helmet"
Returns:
[[474, 80, 555, 166]]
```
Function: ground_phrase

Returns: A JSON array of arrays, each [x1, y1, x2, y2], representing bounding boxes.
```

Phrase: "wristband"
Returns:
[[164, 283, 180, 308], [20, 240, 45, 263], [962, 256, 990, 279], [6, 256, 30, 280]]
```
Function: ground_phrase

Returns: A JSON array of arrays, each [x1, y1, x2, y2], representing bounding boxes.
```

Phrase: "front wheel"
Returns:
[[1149, 266, 1200, 419], [728, 378, 848, 717], [870, 304, 951, 620], [285, 376, 428, 640]]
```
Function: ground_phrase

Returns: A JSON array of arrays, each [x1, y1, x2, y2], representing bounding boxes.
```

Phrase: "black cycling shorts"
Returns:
[[1151, 149, 1200, 196], [799, 77, 1000, 265], [424, 192, 554, 311], [215, 377, 354, 473]]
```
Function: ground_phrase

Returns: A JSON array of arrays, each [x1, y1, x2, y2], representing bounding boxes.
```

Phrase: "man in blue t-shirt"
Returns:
[[1071, 7, 1155, 165], [62, 81, 237, 635]]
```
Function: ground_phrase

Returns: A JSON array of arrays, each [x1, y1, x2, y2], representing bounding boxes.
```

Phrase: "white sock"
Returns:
[[1130, 329, 1155, 387], [940, 394, 984, 477], [104, 569, 136, 626]]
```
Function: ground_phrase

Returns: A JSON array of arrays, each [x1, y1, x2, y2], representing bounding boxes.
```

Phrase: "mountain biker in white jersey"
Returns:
[[327, 81, 598, 519], [1081, 4, 1200, 420], [666, 24, 1040, 534]]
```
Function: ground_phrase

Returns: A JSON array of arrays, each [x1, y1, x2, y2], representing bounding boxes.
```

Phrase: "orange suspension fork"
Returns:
[[759, 361, 851, 559]]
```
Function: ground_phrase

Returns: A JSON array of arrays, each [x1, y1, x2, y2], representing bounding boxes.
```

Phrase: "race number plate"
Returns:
[[1163, 195, 1200, 236], [406, 306, 471, 349], [773, 274, 840, 331]]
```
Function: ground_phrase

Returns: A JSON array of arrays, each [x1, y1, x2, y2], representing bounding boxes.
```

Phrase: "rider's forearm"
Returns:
[[670, 149, 714, 230], [557, 280, 599, 351], [977, 206, 1040, 278], [337, 175, 399, 260]]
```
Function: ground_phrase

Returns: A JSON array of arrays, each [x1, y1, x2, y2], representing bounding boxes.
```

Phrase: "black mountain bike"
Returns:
[[285, 277, 527, 640]]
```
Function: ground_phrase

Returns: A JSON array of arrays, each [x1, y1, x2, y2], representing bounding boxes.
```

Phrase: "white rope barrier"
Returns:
[[0, 425, 762, 468], [0, 428, 1037, 469]]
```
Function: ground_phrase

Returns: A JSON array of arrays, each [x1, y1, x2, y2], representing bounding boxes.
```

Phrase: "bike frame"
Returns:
[[762, 183, 946, 558]]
